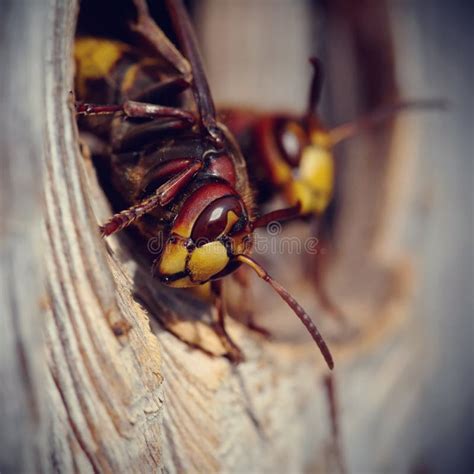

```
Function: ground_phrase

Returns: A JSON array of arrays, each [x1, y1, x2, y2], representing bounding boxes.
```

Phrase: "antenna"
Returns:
[[236, 254, 334, 370], [306, 57, 324, 119]]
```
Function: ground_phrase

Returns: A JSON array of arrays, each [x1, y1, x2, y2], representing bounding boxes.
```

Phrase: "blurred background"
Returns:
[[193, 0, 473, 472]]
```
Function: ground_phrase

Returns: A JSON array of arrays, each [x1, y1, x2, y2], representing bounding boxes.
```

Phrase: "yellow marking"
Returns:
[[310, 130, 332, 149], [285, 181, 315, 214], [121, 63, 140, 94], [165, 276, 195, 288], [157, 242, 188, 276], [75, 37, 129, 97], [272, 160, 293, 186], [173, 219, 194, 238], [223, 210, 239, 235], [285, 145, 334, 214], [300, 145, 334, 190], [187, 241, 229, 283]]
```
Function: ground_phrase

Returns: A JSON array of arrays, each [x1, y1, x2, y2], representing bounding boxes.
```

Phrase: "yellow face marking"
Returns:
[[187, 241, 229, 283], [300, 145, 334, 191], [75, 37, 128, 97], [285, 181, 315, 214], [165, 276, 195, 288], [121, 63, 140, 94], [285, 144, 334, 214], [223, 210, 239, 235], [272, 160, 293, 186], [224, 210, 251, 255], [173, 221, 193, 239], [157, 242, 188, 276]]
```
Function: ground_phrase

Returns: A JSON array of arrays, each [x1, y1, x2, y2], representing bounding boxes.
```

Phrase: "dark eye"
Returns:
[[276, 120, 308, 166], [191, 195, 245, 243]]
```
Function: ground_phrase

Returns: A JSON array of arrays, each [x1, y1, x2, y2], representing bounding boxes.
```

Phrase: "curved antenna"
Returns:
[[328, 99, 447, 145], [306, 57, 324, 119], [236, 254, 334, 370], [165, 0, 221, 144]]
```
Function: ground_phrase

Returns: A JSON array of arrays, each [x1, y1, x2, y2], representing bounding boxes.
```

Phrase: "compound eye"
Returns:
[[276, 120, 308, 166], [191, 195, 244, 244]]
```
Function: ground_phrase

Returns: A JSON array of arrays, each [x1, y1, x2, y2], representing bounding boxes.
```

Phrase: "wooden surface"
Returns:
[[198, 1, 417, 472], [0, 1, 48, 472], [0, 0, 471, 473], [0, 0, 409, 472], [43, 1, 164, 472], [197, 1, 472, 472]]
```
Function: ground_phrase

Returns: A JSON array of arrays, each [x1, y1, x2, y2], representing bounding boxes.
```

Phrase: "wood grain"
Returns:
[[0, 1, 48, 472], [43, 1, 163, 472], [41, 1, 335, 472]]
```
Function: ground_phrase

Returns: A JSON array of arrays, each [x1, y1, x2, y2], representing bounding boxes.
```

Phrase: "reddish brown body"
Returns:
[[218, 59, 335, 217], [220, 59, 443, 219]]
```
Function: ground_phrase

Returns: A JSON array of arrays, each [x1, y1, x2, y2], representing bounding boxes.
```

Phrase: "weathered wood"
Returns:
[[5, 0, 467, 473], [196, 1, 428, 472], [0, 0, 403, 472], [42, 1, 163, 472], [0, 1, 48, 472], [42, 1, 342, 472], [42, 1, 335, 472]]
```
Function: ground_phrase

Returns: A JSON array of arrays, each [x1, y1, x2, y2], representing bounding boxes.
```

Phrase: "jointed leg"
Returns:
[[323, 374, 347, 474], [134, 76, 191, 103], [309, 223, 346, 324], [131, 0, 191, 79], [100, 160, 203, 237], [164, 0, 223, 146], [306, 57, 324, 119], [76, 99, 195, 124], [100, 192, 162, 237], [211, 280, 245, 364], [232, 267, 272, 338], [313, 272, 346, 324], [244, 313, 272, 339]]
